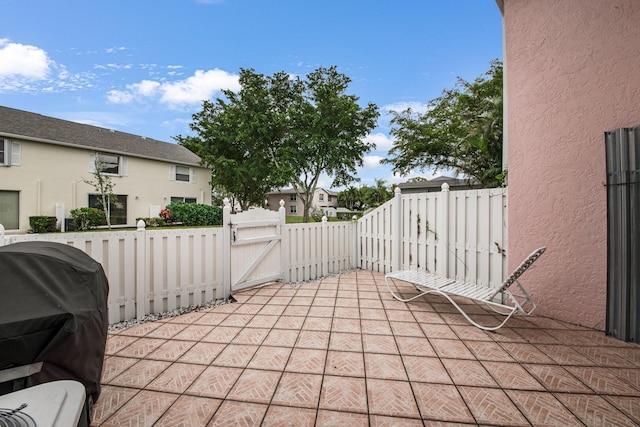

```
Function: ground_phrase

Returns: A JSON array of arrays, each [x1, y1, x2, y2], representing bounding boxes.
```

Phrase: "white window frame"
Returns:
[[1, 139, 21, 167], [289, 205, 297, 213], [170, 165, 196, 183], [89, 152, 127, 176], [290, 194, 297, 201]]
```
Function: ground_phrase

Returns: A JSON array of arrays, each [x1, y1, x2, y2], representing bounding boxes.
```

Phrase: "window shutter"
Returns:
[[121, 157, 128, 176], [169, 165, 176, 181], [190, 168, 196, 183], [10, 142, 21, 165], [88, 153, 96, 172]]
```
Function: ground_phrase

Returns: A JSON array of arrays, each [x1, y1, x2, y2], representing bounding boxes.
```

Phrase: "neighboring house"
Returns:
[[0, 106, 212, 233], [496, 0, 640, 330], [398, 176, 482, 194], [267, 187, 338, 216]]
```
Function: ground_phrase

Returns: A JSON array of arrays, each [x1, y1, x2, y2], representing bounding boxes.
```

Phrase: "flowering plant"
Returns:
[[159, 209, 171, 221]]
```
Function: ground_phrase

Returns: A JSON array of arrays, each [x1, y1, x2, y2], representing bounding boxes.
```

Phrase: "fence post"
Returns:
[[0, 224, 5, 247], [351, 216, 358, 271], [221, 198, 232, 299], [436, 183, 450, 277], [135, 219, 147, 321], [322, 215, 329, 276], [278, 200, 287, 282], [392, 187, 402, 272]]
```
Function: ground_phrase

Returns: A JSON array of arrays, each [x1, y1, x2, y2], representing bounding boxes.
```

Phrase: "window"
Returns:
[[1, 139, 21, 166], [318, 194, 324, 202], [290, 194, 297, 201], [89, 194, 128, 225], [89, 153, 127, 176], [289, 205, 297, 214], [170, 165, 196, 183], [0, 190, 19, 229], [170, 197, 197, 203]]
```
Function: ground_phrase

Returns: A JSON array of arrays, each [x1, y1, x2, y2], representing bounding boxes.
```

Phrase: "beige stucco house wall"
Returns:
[[499, 0, 640, 329], [0, 106, 211, 233]]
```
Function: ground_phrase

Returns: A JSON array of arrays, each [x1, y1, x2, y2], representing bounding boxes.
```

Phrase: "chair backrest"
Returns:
[[499, 247, 546, 290]]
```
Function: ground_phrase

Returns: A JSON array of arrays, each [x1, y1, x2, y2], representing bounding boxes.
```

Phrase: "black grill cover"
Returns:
[[0, 241, 109, 402]]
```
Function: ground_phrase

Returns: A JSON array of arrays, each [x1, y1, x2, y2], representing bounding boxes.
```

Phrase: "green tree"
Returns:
[[175, 70, 295, 210], [282, 66, 379, 221], [84, 153, 117, 229], [178, 66, 379, 221], [383, 60, 504, 187], [338, 186, 363, 211]]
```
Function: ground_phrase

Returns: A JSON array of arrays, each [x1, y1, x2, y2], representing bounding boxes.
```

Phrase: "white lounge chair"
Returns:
[[385, 247, 546, 331]]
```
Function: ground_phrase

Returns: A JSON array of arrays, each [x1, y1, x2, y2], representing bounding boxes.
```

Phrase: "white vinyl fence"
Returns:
[[358, 184, 509, 288], [0, 184, 508, 323]]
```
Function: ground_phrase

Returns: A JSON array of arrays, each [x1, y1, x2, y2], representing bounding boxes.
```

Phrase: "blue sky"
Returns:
[[0, 0, 503, 190]]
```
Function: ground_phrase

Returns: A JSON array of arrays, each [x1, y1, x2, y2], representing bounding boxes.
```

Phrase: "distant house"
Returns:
[[398, 176, 482, 194], [267, 187, 338, 216], [0, 106, 212, 233]]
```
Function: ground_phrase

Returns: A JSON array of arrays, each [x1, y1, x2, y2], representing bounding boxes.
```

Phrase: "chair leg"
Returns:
[[385, 277, 429, 303]]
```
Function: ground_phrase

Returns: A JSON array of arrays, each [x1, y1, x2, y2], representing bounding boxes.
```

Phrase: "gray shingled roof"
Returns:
[[0, 106, 203, 167]]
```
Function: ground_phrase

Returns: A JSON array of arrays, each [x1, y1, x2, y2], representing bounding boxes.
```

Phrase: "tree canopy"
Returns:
[[383, 60, 504, 187], [176, 66, 379, 220]]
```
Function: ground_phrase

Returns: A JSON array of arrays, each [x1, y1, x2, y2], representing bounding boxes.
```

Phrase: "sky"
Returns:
[[0, 0, 503, 190]]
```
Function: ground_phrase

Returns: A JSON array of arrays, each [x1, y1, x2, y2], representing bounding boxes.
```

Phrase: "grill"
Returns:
[[0, 242, 110, 427]]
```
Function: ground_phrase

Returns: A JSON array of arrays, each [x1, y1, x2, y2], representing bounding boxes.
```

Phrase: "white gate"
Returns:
[[223, 200, 285, 293]]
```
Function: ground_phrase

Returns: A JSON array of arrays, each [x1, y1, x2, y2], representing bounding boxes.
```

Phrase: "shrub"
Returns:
[[135, 217, 166, 227], [70, 207, 106, 231], [29, 216, 57, 233], [166, 202, 222, 226]]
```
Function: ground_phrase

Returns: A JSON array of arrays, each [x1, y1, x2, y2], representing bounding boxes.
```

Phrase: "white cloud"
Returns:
[[0, 39, 51, 79], [107, 68, 240, 107], [383, 101, 431, 115], [365, 132, 394, 151], [362, 155, 384, 170], [105, 46, 126, 54]]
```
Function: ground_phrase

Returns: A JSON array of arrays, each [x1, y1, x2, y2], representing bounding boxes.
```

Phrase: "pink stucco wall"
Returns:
[[504, 0, 640, 329]]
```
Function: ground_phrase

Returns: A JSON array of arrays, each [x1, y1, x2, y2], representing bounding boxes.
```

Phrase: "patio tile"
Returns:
[[389, 320, 424, 337], [458, 386, 529, 426], [262, 328, 300, 347], [212, 343, 259, 368], [146, 339, 195, 361], [303, 316, 333, 331], [145, 322, 188, 339], [395, 335, 436, 357], [464, 339, 515, 362], [207, 400, 268, 426], [367, 378, 420, 418], [576, 345, 640, 368], [370, 415, 424, 426], [361, 319, 393, 335], [178, 342, 227, 365], [500, 342, 556, 364], [271, 372, 323, 408], [429, 338, 475, 359], [233, 303, 263, 315], [604, 395, 640, 425], [246, 345, 292, 371], [412, 382, 475, 423], [329, 332, 363, 352], [319, 375, 368, 413], [332, 317, 361, 333], [362, 334, 399, 354], [316, 409, 368, 426], [368, 353, 408, 380], [555, 393, 638, 426], [274, 315, 305, 330], [334, 306, 361, 319], [441, 358, 497, 387], [285, 348, 327, 374], [403, 355, 451, 384], [283, 304, 311, 316], [244, 314, 279, 328], [186, 365, 243, 398], [99, 389, 177, 427], [202, 325, 242, 343], [109, 359, 171, 388], [227, 369, 281, 404], [506, 390, 583, 426], [153, 395, 221, 427], [566, 366, 640, 395], [104, 335, 138, 355], [482, 361, 546, 390], [91, 385, 139, 425], [523, 363, 592, 393], [219, 313, 255, 327], [419, 323, 457, 339], [325, 350, 365, 377], [101, 356, 137, 383], [230, 327, 270, 345], [296, 330, 330, 349], [194, 312, 229, 326], [146, 362, 206, 393], [308, 305, 335, 317], [116, 321, 161, 337], [262, 405, 317, 427]]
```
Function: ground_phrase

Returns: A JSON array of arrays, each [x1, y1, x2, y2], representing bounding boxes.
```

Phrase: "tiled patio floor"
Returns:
[[92, 270, 640, 426]]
